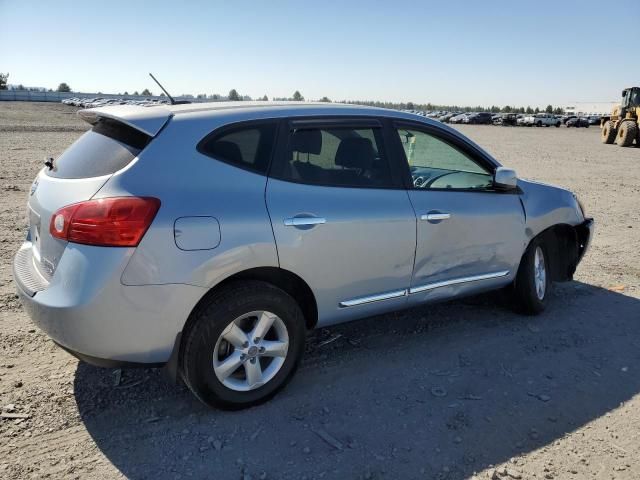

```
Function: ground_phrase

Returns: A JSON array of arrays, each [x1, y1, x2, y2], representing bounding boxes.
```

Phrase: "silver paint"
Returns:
[[14, 102, 592, 364]]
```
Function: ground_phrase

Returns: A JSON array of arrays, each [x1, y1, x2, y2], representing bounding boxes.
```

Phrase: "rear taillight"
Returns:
[[49, 197, 160, 247]]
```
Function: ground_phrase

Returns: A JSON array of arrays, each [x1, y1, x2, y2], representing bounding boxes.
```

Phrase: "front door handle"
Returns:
[[421, 212, 451, 222], [284, 216, 326, 227]]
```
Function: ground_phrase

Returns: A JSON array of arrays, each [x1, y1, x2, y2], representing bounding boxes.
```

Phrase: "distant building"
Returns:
[[564, 102, 617, 116]]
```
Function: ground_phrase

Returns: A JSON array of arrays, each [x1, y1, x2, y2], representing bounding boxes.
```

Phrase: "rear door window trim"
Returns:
[[196, 119, 280, 176]]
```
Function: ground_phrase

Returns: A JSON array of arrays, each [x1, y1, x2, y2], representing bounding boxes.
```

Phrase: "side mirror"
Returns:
[[494, 167, 518, 190]]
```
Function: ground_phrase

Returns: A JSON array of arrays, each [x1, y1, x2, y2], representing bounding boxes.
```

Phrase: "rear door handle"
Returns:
[[284, 217, 326, 227], [421, 212, 451, 222]]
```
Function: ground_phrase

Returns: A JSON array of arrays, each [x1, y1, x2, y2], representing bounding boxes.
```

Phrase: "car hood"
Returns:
[[519, 178, 570, 195], [518, 178, 580, 212], [517, 178, 584, 235]]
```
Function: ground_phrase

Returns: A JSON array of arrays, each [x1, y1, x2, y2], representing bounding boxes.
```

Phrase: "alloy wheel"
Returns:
[[212, 311, 289, 392], [534, 246, 546, 300]]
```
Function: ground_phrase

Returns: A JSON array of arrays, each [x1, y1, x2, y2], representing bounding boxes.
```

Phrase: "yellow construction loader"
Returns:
[[601, 87, 640, 147]]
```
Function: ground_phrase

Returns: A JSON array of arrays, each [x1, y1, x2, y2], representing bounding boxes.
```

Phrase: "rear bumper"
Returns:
[[14, 241, 206, 365], [54, 341, 164, 369]]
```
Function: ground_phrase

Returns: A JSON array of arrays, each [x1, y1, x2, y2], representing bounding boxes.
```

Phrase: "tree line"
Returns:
[[342, 99, 564, 115], [0, 74, 564, 114]]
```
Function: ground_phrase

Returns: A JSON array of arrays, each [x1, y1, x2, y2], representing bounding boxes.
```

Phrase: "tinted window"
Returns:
[[46, 119, 149, 179], [198, 123, 277, 174], [276, 126, 393, 188], [396, 128, 493, 190]]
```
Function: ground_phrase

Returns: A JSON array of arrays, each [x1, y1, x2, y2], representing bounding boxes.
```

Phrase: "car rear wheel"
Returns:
[[181, 281, 306, 409], [512, 239, 551, 315]]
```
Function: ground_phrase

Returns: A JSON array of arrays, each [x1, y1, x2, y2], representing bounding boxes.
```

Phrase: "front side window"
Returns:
[[396, 128, 493, 190], [198, 122, 277, 174], [276, 126, 394, 188]]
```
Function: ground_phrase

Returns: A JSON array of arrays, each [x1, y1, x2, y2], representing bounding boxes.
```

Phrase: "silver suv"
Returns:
[[14, 102, 593, 409]]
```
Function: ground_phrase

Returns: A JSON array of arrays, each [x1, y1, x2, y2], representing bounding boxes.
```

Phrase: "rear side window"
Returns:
[[46, 119, 150, 179], [274, 126, 394, 188], [198, 122, 277, 174]]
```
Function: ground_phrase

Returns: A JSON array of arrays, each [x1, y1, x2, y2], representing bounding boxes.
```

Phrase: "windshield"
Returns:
[[630, 89, 640, 106]]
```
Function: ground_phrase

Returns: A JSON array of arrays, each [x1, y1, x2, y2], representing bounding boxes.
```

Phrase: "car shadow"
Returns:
[[74, 282, 640, 479]]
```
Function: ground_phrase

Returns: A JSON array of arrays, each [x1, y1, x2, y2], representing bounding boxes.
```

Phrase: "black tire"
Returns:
[[601, 120, 617, 144], [181, 280, 306, 409], [512, 238, 551, 315], [616, 120, 637, 147], [555, 122, 560, 128], [536, 121, 542, 127]]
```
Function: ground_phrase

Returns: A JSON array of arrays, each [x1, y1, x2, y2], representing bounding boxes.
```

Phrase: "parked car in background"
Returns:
[[61, 97, 170, 109], [449, 113, 469, 124], [494, 113, 518, 126], [438, 112, 460, 123], [566, 117, 590, 128], [62, 97, 79, 106], [520, 113, 561, 127], [14, 101, 593, 409], [561, 115, 577, 125], [587, 115, 601, 125], [463, 112, 493, 124]]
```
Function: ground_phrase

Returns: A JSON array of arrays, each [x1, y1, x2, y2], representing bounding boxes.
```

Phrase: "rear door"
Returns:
[[266, 118, 416, 326], [391, 121, 525, 304], [27, 118, 152, 280]]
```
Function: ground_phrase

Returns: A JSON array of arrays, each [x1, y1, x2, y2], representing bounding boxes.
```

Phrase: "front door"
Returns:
[[392, 123, 526, 304], [266, 119, 416, 326]]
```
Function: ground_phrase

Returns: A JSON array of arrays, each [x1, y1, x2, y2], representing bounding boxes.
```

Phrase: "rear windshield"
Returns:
[[46, 119, 151, 179]]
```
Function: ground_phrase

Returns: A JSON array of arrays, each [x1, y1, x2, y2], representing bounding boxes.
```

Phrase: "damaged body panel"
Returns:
[[518, 179, 593, 281]]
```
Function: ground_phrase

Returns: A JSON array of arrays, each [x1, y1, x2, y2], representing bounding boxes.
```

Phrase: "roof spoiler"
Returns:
[[78, 105, 172, 137]]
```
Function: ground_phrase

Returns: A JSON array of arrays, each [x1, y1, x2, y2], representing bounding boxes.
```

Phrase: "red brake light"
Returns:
[[49, 197, 160, 247]]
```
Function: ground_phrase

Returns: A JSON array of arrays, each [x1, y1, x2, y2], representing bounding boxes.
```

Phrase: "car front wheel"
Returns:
[[181, 281, 306, 409], [512, 239, 551, 315]]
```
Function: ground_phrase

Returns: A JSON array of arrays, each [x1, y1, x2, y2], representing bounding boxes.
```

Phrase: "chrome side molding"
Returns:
[[339, 270, 510, 308], [339, 289, 407, 308], [409, 270, 510, 294]]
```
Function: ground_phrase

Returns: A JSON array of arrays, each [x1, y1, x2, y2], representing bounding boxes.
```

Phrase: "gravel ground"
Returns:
[[1, 102, 639, 480]]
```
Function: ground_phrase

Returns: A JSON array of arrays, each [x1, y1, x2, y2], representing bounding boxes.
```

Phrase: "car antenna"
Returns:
[[148, 73, 191, 105]]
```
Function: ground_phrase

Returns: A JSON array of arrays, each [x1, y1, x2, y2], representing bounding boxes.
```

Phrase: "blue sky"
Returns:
[[1, 0, 638, 107]]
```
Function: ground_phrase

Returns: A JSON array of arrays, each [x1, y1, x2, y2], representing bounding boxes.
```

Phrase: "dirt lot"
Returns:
[[1, 102, 639, 480]]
